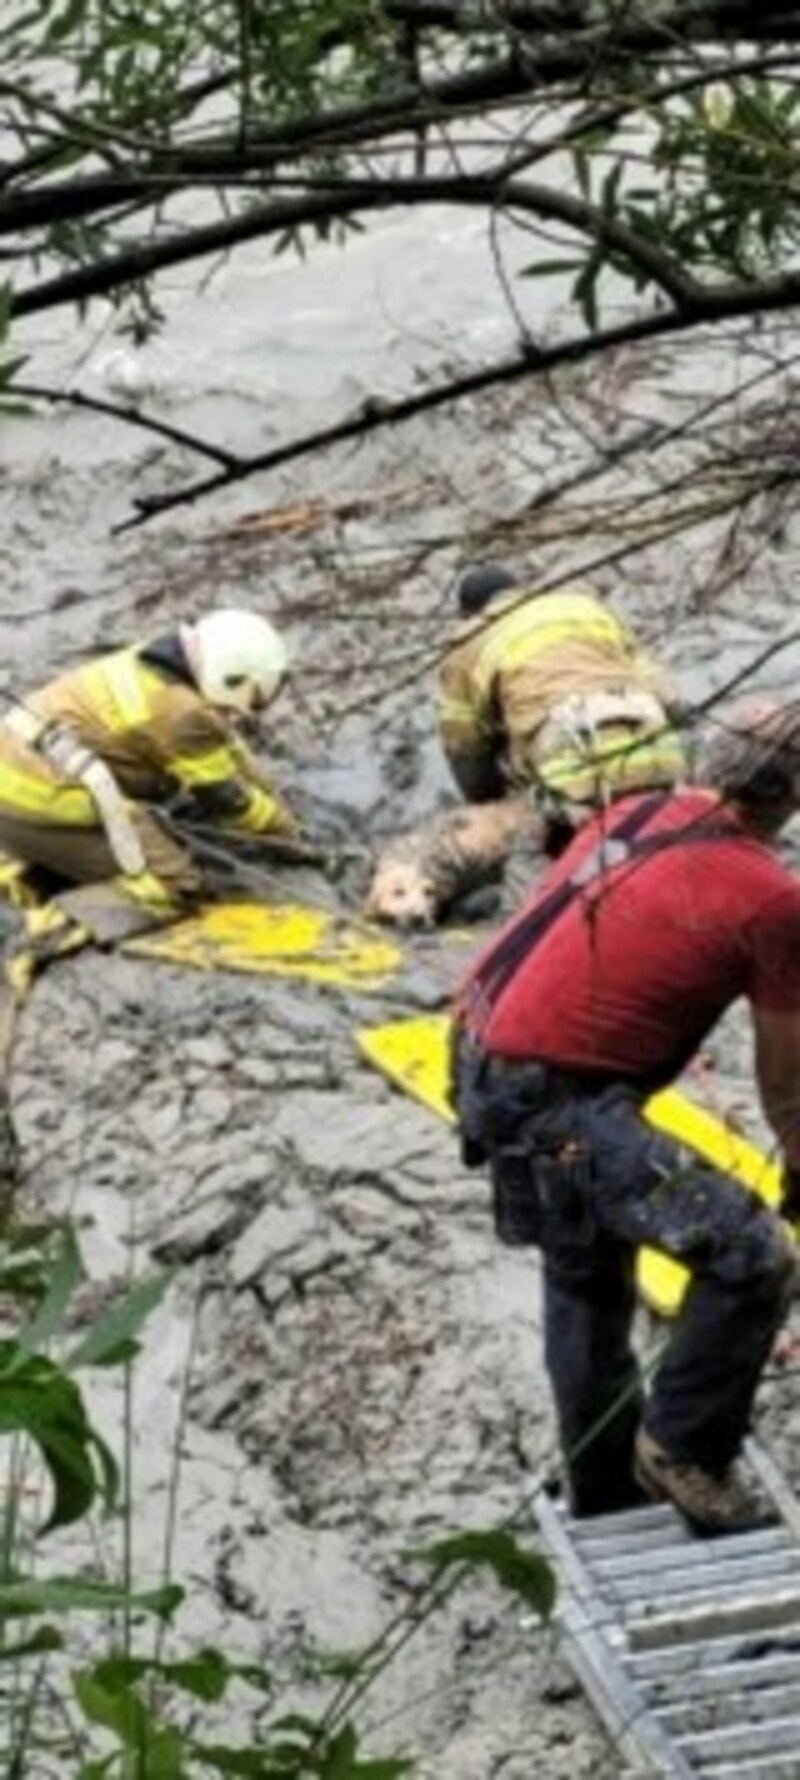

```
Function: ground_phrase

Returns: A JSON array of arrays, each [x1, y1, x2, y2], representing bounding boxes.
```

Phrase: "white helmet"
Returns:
[[181, 607, 290, 715]]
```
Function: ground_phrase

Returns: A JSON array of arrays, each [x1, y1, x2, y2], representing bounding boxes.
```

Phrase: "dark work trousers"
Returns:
[[480, 1065, 795, 1517]]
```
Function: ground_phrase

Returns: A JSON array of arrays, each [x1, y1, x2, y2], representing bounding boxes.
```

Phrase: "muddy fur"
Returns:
[[363, 796, 540, 927]]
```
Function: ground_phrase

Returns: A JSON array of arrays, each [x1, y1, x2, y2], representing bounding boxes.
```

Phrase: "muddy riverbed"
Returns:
[[3, 208, 800, 1775]]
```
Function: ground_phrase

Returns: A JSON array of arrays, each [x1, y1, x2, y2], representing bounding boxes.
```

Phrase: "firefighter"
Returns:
[[0, 606, 300, 957], [438, 562, 687, 852], [366, 568, 688, 928], [450, 696, 800, 1534]]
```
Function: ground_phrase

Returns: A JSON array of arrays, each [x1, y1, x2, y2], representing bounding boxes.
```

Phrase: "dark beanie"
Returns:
[[455, 562, 519, 617]]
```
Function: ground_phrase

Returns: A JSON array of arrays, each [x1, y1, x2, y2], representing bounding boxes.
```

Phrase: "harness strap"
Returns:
[[459, 793, 735, 1037]]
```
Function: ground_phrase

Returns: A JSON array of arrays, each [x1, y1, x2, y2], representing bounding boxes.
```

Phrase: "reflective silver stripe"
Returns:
[[4, 707, 47, 748], [3, 709, 146, 875], [545, 687, 667, 741], [77, 759, 146, 876]]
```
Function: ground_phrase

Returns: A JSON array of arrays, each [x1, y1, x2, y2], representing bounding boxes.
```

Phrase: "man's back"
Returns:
[[469, 788, 800, 1085], [2, 646, 215, 803], [438, 584, 678, 801]]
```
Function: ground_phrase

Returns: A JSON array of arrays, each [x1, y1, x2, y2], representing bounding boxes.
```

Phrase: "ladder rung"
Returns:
[[604, 1552, 800, 1604], [704, 1764, 800, 1779], [677, 1711, 800, 1761], [641, 1649, 800, 1702], [591, 1526, 790, 1579], [627, 1588, 800, 1649], [629, 1628, 800, 1680], [658, 1679, 800, 1734], [531, 1437, 800, 1775]]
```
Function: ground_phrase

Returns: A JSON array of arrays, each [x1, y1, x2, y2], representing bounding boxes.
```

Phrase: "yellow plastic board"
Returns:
[[127, 901, 402, 992], [355, 1013, 781, 1317]]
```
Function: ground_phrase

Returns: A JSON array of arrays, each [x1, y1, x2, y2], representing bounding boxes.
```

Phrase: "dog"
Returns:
[[364, 796, 540, 928]]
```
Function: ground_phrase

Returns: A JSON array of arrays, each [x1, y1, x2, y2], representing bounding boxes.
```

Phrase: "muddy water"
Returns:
[[3, 207, 800, 1776]]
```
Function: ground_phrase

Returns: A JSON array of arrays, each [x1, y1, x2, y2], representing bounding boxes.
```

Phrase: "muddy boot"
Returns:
[[635, 1428, 770, 1537], [57, 869, 186, 947], [4, 901, 92, 1001], [0, 854, 47, 913]]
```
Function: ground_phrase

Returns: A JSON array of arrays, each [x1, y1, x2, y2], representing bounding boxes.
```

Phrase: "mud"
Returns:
[[3, 207, 800, 1775]]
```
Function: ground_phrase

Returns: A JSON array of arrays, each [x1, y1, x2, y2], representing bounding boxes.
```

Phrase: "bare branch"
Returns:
[[12, 385, 241, 469], [115, 297, 800, 532]]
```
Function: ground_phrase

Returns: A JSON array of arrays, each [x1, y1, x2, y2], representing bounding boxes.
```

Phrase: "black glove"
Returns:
[[780, 1165, 800, 1222]]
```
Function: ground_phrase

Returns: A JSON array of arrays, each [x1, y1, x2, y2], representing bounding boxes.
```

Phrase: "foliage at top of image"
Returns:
[[7, 1, 800, 537], [4, 0, 800, 344]]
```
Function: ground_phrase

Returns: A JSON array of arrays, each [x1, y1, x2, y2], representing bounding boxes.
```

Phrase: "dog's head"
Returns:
[[363, 859, 439, 929]]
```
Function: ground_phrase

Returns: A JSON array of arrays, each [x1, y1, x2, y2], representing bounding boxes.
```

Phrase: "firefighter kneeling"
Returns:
[[0, 607, 300, 990]]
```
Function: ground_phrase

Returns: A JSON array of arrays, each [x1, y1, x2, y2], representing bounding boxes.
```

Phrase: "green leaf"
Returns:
[[572, 146, 592, 199], [0, 283, 12, 344], [601, 159, 623, 218], [75, 1671, 144, 1739], [0, 1224, 64, 1303], [0, 1623, 63, 1660], [318, 1722, 414, 1778], [43, 0, 89, 44], [405, 1527, 556, 1618], [322, 1724, 357, 1769], [266, 1714, 317, 1738], [324, 1760, 412, 1779], [16, 1226, 84, 1357], [303, 1649, 364, 1682], [92, 1644, 259, 1704], [65, 1269, 172, 1370], [0, 1574, 183, 1620], [0, 1346, 118, 1529], [74, 1675, 186, 1776], [572, 252, 602, 331], [189, 1748, 283, 1776], [0, 353, 28, 393], [519, 258, 585, 280]]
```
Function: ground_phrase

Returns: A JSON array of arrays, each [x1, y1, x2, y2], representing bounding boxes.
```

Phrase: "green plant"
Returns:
[[0, 1217, 557, 1778]]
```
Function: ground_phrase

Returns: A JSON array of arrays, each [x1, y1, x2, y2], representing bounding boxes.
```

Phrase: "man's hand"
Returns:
[[246, 833, 329, 868]]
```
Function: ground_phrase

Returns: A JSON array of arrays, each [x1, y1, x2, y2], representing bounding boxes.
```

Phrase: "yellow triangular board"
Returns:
[[355, 1014, 781, 1318], [127, 901, 402, 992]]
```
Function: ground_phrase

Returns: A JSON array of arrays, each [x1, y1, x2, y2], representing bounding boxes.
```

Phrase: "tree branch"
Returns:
[[12, 385, 241, 468], [9, 165, 706, 319], [384, 0, 800, 43], [115, 297, 800, 532], [0, 55, 531, 234]]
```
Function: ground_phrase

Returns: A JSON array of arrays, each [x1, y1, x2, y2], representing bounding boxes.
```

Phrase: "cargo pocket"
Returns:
[[535, 1146, 596, 1248], [490, 1144, 544, 1246]]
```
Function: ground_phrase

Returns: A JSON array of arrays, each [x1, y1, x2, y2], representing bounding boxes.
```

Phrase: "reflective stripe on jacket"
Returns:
[[437, 586, 684, 802], [0, 646, 297, 837]]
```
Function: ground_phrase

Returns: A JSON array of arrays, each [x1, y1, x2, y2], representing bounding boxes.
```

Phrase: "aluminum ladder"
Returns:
[[533, 1440, 800, 1777]]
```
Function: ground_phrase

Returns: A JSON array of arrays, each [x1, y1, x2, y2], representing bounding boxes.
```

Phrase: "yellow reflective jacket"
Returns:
[[437, 585, 685, 805], [0, 645, 298, 838]]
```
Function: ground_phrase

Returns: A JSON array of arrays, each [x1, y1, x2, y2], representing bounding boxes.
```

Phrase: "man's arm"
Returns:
[[438, 650, 505, 802], [443, 742, 507, 803], [753, 1003, 800, 1170], [166, 709, 301, 838]]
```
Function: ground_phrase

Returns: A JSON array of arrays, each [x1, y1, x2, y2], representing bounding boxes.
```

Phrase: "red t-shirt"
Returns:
[[462, 790, 800, 1085]]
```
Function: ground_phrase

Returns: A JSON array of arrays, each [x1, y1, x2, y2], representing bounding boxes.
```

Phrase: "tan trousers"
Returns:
[[0, 807, 204, 898]]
